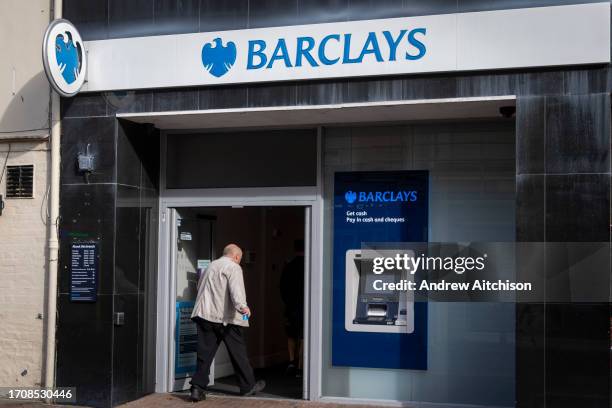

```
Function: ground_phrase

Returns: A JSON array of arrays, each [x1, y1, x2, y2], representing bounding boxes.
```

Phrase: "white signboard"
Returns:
[[82, 3, 610, 93]]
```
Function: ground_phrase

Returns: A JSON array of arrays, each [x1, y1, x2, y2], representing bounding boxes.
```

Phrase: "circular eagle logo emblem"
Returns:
[[42, 19, 87, 97]]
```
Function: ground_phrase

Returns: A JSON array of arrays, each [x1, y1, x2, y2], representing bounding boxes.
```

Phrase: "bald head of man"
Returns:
[[223, 243, 243, 264]]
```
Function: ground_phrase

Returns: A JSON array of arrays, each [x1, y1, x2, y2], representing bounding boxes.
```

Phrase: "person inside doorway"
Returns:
[[279, 239, 305, 377], [189, 243, 266, 401]]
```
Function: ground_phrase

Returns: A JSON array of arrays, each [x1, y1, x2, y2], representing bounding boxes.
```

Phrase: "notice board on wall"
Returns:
[[332, 171, 428, 369], [70, 242, 99, 302]]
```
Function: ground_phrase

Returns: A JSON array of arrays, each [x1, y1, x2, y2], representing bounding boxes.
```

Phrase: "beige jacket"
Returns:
[[191, 256, 249, 327]]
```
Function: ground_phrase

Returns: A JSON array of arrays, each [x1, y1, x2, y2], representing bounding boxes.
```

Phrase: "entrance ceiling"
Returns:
[[117, 96, 515, 130]]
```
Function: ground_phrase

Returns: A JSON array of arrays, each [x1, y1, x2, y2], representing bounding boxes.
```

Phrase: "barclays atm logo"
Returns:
[[345, 190, 418, 204], [345, 191, 358, 204], [202, 38, 237, 77]]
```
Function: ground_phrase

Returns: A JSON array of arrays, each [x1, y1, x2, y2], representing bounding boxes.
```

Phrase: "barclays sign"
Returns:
[[244, 29, 426, 71], [201, 29, 426, 78], [81, 3, 610, 92], [345, 190, 418, 204]]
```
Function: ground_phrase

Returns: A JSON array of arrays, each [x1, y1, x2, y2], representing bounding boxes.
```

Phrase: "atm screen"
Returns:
[[354, 257, 400, 297], [364, 274, 396, 294]]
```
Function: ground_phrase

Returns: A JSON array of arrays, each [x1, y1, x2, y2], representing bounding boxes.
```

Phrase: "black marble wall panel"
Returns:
[[139, 127, 161, 191], [63, 0, 108, 41], [153, 89, 199, 112], [57, 116, 159, 407], [545, 174, 610, 243], [516, 96, 545, 175], [200, 0, 248, 32], [403, 75, 457, 99], [513, 90, 610, 408], [297, 0, 349, 24], [249, 0, 299, 28], [347, 77, 403, 102], [56, 294, 113, 408], [296, 79, 349, 105], [60, 66, 612, 118], [516, 303, 545, 408], [516, 175, 545, 242], [58, 183, 117, 296], [60, 117, 117, 185], [64, 0, 608, 40], [56, 118, 119, 407], [107, 91, 154, 115], [348, 0, 457, 21], [247, 82, 297, 107], [563, 67, 609, 95], [544, 303, 611, 408], [199, 85, 248, 109], [115, 186, 141, 295], [108, 0, 155, 39], [458, 0, 602, 13], [111, 293, 142, 405], [545, 94, 610, 175], [61, 94, 108, 118], [112, 123, 160, 403], [117, 121, 143, 188], [153, 0, 199, 35]]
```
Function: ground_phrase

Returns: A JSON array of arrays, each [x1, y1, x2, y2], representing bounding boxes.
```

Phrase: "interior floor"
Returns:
[[206, 364, 303, 399]]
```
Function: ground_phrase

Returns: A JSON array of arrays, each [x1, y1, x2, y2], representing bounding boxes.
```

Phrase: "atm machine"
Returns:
[[345, 249, 415, 334]]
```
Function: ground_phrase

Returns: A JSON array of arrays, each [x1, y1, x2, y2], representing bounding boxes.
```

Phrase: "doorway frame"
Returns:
[[155, 129, 323, 402]]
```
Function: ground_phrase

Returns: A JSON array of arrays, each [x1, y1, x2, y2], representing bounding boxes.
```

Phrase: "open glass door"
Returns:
[[172, 209, 216, 391], [166, 205, 313, 398]]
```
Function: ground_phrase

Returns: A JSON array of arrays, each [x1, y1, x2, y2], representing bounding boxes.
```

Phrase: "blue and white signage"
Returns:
[[333, 171, 429, 369], [81, 3, 610, 92], [42, 19, 87, 97]]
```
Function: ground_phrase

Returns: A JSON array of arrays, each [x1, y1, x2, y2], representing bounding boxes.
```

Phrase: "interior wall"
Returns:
[[262, 207, 306, 368]]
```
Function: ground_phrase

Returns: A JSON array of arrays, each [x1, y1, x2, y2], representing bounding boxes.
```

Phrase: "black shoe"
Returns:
[[241, 379, 266, 396], [189, 385, 206, 402]]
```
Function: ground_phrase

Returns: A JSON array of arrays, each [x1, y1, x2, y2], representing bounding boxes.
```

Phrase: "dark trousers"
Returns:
[[190, 318, 256, 393]]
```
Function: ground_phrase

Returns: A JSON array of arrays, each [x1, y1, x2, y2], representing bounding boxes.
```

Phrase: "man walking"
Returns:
[[190, 244, 265, 401]]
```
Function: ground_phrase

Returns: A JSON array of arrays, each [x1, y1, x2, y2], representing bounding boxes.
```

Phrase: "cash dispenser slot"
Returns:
[[367, 304, 388, 317]]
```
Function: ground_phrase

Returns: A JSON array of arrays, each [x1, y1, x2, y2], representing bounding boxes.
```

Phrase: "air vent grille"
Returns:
[[6, 165, 34, 198]]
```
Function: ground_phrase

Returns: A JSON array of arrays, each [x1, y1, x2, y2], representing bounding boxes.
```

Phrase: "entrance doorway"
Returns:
[[171, 206, 308, 400]]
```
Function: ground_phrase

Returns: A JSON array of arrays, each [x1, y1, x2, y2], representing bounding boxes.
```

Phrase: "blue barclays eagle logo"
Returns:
[[345, 191, 357, 204], [55, 32, 82, 84], [201, 38, 237, 78]]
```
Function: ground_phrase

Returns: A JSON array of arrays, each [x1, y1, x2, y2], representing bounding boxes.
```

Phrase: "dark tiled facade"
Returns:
[[58, 1, 611, 407], [57, 117, 159, 406]]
